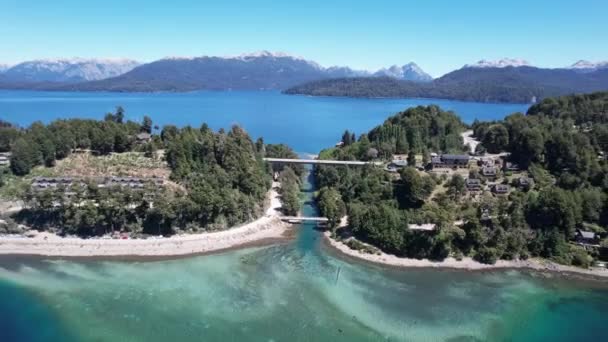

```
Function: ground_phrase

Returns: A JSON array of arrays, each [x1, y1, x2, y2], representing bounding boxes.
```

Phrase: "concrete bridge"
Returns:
[[263, 158, 383, 166], [281, 216, 329, 224], [280, 216, 436, 231]]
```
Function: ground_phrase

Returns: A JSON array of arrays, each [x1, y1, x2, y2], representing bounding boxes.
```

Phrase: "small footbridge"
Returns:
[[281, 216, 329, 224]]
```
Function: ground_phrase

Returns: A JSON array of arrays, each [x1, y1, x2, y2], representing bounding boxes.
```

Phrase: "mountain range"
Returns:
[[285, 59, 608, 103], [0, 53, 607, 103], [0, 52, 431, 91], [0, 58, 140, 83]]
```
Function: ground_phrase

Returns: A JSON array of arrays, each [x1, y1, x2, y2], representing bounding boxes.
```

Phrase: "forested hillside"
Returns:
[[320, 105, 467, 161], [317, 93, 608, 267], [285, 67, 608, 103], [0, 111, 277, 236]]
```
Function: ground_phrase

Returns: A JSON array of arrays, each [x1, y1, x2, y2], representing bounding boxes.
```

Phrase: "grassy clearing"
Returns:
[[0, 151, 176, 201], [54, 151, 169, 178]]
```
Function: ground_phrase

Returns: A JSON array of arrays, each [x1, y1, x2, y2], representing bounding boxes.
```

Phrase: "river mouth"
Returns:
[[2, 164, 608, 341]]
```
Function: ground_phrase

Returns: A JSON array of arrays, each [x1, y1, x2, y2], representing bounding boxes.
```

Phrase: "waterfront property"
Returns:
[[576, 230, 598, 245], [32, 176, 165, 190], [492, 184, 510, 195], [517, 176, 534, 189], [431, 154, 470, 169], [408, 223, 436, 231], [385, 159, 408, 172], [481, 166, 498, 179], [465, 178, 482, 192]]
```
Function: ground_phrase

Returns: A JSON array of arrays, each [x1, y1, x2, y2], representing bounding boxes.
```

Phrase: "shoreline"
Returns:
[[0, 182, 292, 259], [323, 231, 608, 280], [0, 217, 291, 259]]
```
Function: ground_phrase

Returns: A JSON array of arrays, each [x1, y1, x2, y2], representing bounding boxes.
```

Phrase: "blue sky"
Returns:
[[1, 0, 607, 76]]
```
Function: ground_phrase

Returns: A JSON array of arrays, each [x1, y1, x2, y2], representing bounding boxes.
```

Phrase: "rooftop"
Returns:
[[442, 154, 470, 160], [578, 230, 596, 239]]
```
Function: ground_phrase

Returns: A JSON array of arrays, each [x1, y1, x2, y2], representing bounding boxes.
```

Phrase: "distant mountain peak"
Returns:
[[163, 51, 306, 61], [569, 60, 608, 70], [4, 58, 140, 82], [465, 58, 531, 69], [235, 50, 297, 59], [373, 62, 433, 82], [25, 57, 138, 64]]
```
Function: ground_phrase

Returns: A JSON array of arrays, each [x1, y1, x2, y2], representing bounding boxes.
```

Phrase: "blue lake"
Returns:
[[0, 90, 529, 153], [3, 91, 606, 341]]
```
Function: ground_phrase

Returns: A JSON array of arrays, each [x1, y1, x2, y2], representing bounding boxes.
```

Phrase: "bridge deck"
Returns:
[[280, 216, 436, 231], [264, 158, 382, 166], [281, 216, 329, 223]]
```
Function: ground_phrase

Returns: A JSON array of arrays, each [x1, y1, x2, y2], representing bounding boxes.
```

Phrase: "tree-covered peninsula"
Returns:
[[0, 109, 301, 237], [316, 93, 608, 267]]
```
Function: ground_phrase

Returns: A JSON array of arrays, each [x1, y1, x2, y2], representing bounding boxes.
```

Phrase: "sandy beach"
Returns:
[[0, 182, 291, 258], [324, 231, 608, 279]]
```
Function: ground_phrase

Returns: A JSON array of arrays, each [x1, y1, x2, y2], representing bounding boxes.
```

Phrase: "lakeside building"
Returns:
[[465, 178, 482, 192], [408, 223, 436, 231], [517, 177, 534, 189], [575, 230, 598, 245], [32, 176, 164, 191], [492, 184, 510, 195], [481, 166, 498, 179], [431, 154, 470, 169], [386, 159, 408, 172]]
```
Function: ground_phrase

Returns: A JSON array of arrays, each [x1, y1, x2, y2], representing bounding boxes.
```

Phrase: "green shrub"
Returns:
[[474, 246, 499, 264]]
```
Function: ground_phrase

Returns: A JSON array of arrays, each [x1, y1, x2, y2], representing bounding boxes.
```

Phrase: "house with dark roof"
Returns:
[[492, 184, 510, 195], [386, 159, 408, 172], [431, 154, 470, 169], [465, 178, 482, 192], [517, 177, 534, 190], [575, 230, 598, 244], [481, 166, 498, 179]]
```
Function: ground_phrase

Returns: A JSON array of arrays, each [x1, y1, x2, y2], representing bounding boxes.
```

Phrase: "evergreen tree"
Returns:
[[142, 116, 153, 133]]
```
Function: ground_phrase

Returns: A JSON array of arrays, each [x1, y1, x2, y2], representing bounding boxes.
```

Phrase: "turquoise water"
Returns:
[[0, 90, 529, 154], [1, 169, 607, 341], [1, 91, 607, 341]]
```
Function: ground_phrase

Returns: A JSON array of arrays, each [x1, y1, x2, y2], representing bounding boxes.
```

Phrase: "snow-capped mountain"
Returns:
[[465, 58, 531, 69], [568, 60, 608, 70], [0, 64, 9, 73], [64, 51, 383, 91], [374, 62, 433, 82], [3, 58, 140, 82], [325, 66, 370, 78], [233, 50, 313, 63]]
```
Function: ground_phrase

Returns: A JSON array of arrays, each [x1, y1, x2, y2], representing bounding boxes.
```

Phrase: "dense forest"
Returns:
[[0, 109, 295, 236], [284, 66, 608, 103], [1, 107, 154, 175], [316, 94, 608, 267], [263, 143, 304, 216], [320, 105, 467, 162]]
